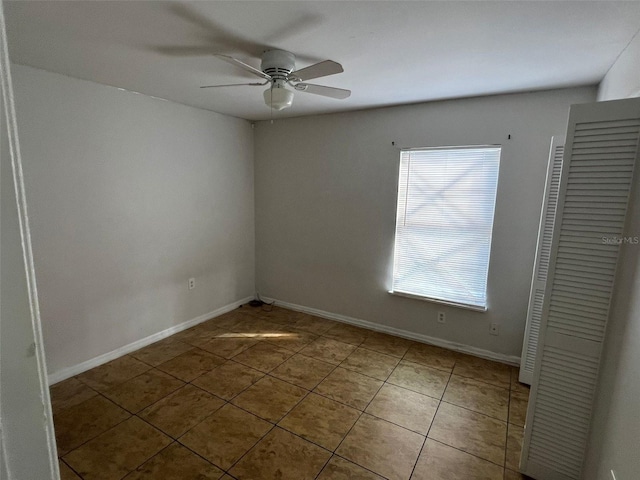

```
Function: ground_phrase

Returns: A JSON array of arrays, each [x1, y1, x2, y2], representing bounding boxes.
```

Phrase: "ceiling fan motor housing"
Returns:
[[261, 50, 296, 80]]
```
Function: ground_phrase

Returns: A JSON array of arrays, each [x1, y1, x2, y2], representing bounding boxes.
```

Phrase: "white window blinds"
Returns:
[[391, 146, 501, 310]]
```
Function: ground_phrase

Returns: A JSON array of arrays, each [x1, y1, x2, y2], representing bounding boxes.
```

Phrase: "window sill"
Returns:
[[388, 290, 488, 312]]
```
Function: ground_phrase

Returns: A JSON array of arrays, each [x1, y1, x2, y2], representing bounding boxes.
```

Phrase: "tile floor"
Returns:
[[51, 305, 531, 480]]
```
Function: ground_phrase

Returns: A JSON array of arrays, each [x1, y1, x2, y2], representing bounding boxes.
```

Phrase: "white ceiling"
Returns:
[[6, 1, 640, 121]]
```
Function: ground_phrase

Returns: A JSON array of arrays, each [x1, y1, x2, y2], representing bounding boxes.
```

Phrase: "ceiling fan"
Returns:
[[200, 49, 351, 111]]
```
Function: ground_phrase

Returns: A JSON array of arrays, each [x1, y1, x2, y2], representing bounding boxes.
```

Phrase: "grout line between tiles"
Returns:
[[169, 437, 232, 476], [314, 455, 335, 480], [450, 371, 511, 390], [135, 388, 228, 441], [100, 368, 186, 416], [407, 365, 455, 479], [216, 348, 346, 476], [327, 362, 388, 477], [325, 452, 393, 480], [222, 423, 278, 474], [54, 306, 520, 480], [178, 312, 418, 475], [437, 399, 509, 423], [409, 352, 514, 474], [308, 372, 444, 439], [176, 411, 274, 474], [118, 441, 176, 478], [505, 379, 513, 470], [427, 437, 508, 470], [56, 393, 133, 459], [60, 457, 83, 479], [190, 359, 268, 401], [99, 414, 175, 476], [383, 376, 447, 401]]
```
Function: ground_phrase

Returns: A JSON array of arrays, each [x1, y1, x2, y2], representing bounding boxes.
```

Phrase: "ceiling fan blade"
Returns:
[[153, 45, 217, 57], [263, 14, 324, 45], [200, 82, 265, 89], [167, 4, 261, 58], [289, 60, 344, 82], [214, 54, 271, 80], [169, 3, 221, 35], [295, 83, 351, 100]]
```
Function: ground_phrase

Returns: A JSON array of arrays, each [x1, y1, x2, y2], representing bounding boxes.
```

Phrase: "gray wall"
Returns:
[[254, 87, 596, 358], [597, 30, 640, 101], [584, 41, 640, 480], [13, 65, 256, 377]]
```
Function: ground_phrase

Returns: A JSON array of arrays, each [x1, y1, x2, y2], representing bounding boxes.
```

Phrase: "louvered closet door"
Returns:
[[520, 136, 565, 385], [520, 98, 640, 480]]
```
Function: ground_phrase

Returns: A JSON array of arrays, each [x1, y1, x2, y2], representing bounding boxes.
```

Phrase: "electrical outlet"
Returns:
[[188, 278, 195, 290], [490, 323, 499, 335], [437, 312, 446, 324]]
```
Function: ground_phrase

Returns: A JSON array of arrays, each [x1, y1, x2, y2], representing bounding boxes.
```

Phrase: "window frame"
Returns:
[[389, 144, 501, 312]]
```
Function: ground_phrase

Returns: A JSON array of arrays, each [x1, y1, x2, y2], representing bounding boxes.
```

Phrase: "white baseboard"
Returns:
[[47, 296, 254, 385], [263, 297, 520, 366]]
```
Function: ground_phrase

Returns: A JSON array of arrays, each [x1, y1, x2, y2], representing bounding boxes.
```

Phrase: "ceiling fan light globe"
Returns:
[[264, 87, 294, 111]]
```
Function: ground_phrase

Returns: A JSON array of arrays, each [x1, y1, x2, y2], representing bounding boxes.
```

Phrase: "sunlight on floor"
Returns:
[[216, 332, 300, 339]]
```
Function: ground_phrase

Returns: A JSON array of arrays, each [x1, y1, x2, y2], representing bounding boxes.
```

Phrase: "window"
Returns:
[[391, 146, 501, 311]]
